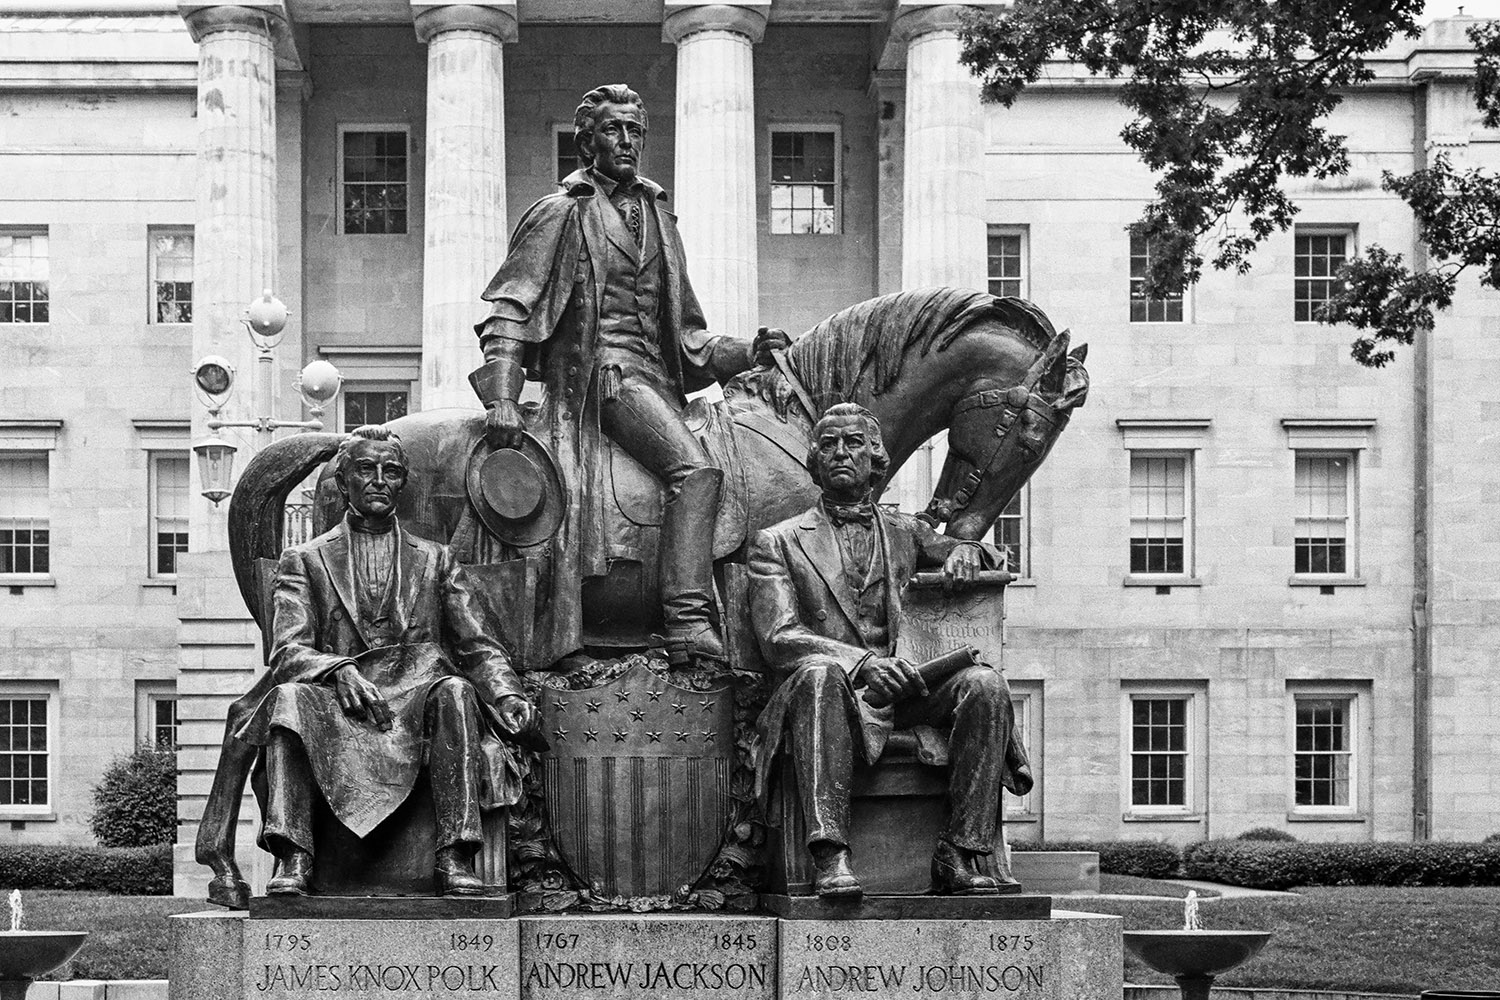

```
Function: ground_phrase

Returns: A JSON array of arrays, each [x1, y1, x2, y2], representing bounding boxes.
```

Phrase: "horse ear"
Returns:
[[1069, 343, 1088, 364], [1042, 329, 1071, 395]]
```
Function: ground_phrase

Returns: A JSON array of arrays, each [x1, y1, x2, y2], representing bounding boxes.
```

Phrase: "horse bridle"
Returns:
[[919, 330, 1073, 529]]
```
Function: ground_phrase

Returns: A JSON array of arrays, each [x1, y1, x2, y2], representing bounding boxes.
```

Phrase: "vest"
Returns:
[[596, 192, 665, 371]]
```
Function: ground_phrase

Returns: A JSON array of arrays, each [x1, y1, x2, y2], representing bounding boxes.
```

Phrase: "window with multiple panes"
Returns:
[[770, 128, 838, 235], [151, 696, 179, 749], [1129, 696, 1189, 808], [1129, 454, 1189, 575], [991, 486, 1029, 578], [0, 453, 49, 576], [1294, 230, 1350, 322], [149, 228, 193, 324], [1, 231, 49, 324], [987, 228, 1027, 299], [1128, 231, 1184, 322], [150, 453, 189, 577], [556, 127, 581, 182], [1293, 695, 1354, 809], [1294, 453, 1352, 575], [343, 387, 410, 430], [0, 693, 51, 810], [342, 128, 409, 234]]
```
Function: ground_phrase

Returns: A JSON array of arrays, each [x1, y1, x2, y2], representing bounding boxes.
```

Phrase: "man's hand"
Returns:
[[857, 655, 927, 706], [495, 694, 537, 736], [752, 326, 792, 368], [942, 543, 983, 593], [484, 400, 525, 450], [334, 663, 393, 731]]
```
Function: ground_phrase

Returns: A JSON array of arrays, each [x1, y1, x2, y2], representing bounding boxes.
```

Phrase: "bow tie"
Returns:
[[824, 501, 875, 528]]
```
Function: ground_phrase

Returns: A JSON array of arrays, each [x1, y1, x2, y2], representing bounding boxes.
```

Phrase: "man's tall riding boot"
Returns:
[[660, 466, 726, 667]]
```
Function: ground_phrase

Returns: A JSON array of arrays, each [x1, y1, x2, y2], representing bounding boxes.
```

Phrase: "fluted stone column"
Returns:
[[663, 3, 767, 340], [414, 3, 515, 410], [898, 5, 987, 290], [183, 4, 281, 547]]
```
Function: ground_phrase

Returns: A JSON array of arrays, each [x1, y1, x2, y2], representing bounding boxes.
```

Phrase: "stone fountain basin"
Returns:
[[1124, 930, 1271, 978], [0, 932, 88, 981]]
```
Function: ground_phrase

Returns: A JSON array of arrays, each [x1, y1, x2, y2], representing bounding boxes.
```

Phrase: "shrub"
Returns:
[[1183, 839, 1500, 890], [1236, 827, 1298, 842], [89, 744, 177, 848], [0, 844, 172, 895], [1011, 839, 1181, 878], [1484, 832, 1500, 844]]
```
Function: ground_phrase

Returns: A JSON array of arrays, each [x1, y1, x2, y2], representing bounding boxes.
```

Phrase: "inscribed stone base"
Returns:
[[518, 914, 776, 1000], [243, 918, 520, 1000], [779, 910, 1122, 1000], [248, 895, 514, 920], [760, 894, 1051, 920]]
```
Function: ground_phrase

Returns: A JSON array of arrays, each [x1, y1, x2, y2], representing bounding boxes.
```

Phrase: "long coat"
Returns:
[[237, 519, 527, 838], [473, 169, 730, 665], [747, 504, 1030, 806]]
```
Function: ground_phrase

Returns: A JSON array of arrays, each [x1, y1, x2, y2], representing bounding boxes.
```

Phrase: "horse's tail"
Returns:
[[227, 432, 342, 628]]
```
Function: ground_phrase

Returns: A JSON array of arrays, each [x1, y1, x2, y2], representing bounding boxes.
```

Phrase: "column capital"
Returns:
[[179, 2, 286, 43], [411, 2, 518, 44], [662, 2, 769, 46], [892, 4, 971, 43]]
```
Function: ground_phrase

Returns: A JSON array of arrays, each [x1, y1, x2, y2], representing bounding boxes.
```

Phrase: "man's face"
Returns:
[[812, 414, 877, 498], [339, 439, 408, 520], [585, 102, 646, 184]]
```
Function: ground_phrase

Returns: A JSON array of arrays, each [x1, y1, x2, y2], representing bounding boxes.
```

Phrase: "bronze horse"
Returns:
[[226, 287, 1087, 662]]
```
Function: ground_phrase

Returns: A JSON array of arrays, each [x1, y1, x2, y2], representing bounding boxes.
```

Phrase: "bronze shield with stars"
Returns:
[[538, 662, 735, 899]]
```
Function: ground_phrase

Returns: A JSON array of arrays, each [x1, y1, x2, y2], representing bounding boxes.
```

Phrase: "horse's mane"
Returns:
[[757, 288, 1056, 419]]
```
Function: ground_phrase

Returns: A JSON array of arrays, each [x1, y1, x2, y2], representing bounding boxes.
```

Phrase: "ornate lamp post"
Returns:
[[191, 290, 342, 505]]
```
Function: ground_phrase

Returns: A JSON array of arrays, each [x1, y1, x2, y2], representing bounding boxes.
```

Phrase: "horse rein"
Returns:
[[920, 330, 1073, 528], [769, 347, 820, 425]]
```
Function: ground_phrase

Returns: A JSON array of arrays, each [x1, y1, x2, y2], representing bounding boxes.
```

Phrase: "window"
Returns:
[[987, 228, 1027, 299], [148, 228, 193, 324], [1294, 453, 1352, 576], [991, 486, 1029, 578], [1293, 696, 1352, 809], [555, 126, 581, 182], [0, 687, 55, 813], [1123, 684, 1205, 817], [1129, 231, 1184, 322], [341, 128, 409, 234], [770, 127, 838, 235], [1129, 454, 1189, 575], [0, 453, 49, 576], [150, 453, 189, 577], [343, 387, 409, 430], [1294, 230, 1350, 322], [1008, 682, 1041, 820], [1, 231, 49, 324]]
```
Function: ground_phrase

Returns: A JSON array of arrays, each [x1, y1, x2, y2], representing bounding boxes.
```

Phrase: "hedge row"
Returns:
[[1182, 839, 1500, 890], [1011, 839, 1180, 879], [0, 844, 173, 895]]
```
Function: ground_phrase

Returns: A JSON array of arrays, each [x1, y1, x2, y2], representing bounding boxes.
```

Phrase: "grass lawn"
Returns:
[[1065, 885, 1500, 994], [18, 886, 1500, 992]]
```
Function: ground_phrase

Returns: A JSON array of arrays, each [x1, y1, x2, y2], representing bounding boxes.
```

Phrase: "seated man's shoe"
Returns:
[[811, 843, 863, 900], [266, 850, 315, 896], [206, 867, 251, 910], [435, 846, 486, 897], [931, 841, 1002, 896]]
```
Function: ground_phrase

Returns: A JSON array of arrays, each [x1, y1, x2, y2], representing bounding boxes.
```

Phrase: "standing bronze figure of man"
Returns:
[[471, 83, 789, 669]]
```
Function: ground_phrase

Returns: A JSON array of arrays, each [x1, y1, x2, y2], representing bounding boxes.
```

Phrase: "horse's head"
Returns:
[[927, 335, 1090, 541]]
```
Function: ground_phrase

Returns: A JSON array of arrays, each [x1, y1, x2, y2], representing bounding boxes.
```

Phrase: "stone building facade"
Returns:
[[0, 3, 1496, 893]]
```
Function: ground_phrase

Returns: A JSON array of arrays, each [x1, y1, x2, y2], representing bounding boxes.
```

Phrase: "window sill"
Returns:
[[1122, 812, 1205, 823], [1287, 811, 1367, 823], [1004, 578, 1035, 588], [0, 811, 57, 823], [1, 574, 56, 590], [1004, 813, 1040, 825], [140, 578, 178, 590], [1288, 576, 1365, 588], [1123, 575, 1202, 588]]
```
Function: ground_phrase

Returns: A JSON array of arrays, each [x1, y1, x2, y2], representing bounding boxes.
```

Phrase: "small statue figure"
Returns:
[[471, 82, 790, 669], [748, 404, 1033, 899], [235, 426, 538, 897]]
